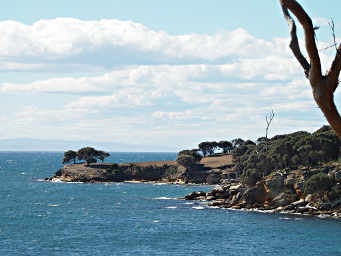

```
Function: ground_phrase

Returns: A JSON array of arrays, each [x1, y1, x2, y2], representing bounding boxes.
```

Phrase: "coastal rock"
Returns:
[[265, 174, 285, 199], [271, 192, 290, 207], [206, 173, 221, 185], [243, 182, 268, 205], [284, 174, 296, 187], [184, 191, 206, 200], [291, 198, 306, 207]]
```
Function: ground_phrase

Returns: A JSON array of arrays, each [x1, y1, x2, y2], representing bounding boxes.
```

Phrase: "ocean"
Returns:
[[1, 152, 341, 256]]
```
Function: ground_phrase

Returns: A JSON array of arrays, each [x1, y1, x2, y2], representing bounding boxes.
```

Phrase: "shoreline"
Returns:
[[42, 177, 341, 220]]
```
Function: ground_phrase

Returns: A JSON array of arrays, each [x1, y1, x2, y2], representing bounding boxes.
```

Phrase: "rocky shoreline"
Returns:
[[183, 165, 341, 219], [46, 126, 341, 220]]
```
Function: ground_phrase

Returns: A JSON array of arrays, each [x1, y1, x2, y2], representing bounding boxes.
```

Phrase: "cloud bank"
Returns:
[[1, 18, 335, 149]]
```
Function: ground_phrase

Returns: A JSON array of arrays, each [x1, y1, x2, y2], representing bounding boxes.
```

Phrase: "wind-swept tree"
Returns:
[[63, 150, 77, 164], [231, 138, 245, 149], [77, 147, 97, 165], [279, 0, 341, 139], [198, 142, 210, 157], [218, 141, 233, 154], [96, 150, 110, 162]]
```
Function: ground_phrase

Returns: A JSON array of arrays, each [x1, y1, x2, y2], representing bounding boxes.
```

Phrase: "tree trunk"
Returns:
[[279, 0, 341, 139]]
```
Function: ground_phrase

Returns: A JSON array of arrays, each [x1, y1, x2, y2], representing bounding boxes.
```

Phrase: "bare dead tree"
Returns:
[[279, 0, 341, 139], [265, 109, 275, 140]]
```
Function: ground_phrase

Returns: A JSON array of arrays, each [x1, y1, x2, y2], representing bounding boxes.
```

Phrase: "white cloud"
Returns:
[[0, 18, 296, 72], [1, 18, 335, 148]]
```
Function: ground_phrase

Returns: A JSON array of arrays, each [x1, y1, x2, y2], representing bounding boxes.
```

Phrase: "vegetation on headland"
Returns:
[[184, 126, 341, 218], [63, 147, 110, 165], [49, 125, 341, 218]]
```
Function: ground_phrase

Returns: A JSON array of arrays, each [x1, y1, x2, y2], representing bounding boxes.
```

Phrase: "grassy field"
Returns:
[[200, 154, 233, 168]]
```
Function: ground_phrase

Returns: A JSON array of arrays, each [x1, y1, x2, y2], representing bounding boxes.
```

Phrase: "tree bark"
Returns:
[[279, 0, 341, 139]]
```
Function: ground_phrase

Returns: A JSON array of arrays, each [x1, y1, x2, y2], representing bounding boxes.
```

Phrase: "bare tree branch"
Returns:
[[327, 44, 341, 91], [280, 0, 322, 80], [329, 19, 338, 52], [279, 0, 341, 139], [265, 110, 275, 140], [280, 4, 310, 77]]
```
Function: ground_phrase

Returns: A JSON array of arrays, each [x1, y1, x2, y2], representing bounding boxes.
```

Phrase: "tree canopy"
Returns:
[[63, 147, 110, 165]]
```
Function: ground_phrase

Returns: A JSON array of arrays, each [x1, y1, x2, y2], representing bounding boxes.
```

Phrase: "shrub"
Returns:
[[176, 155, 196, 169], [242, 168, 261, 186], [304, 173, 334, 195], [328, 184, 341, 201]]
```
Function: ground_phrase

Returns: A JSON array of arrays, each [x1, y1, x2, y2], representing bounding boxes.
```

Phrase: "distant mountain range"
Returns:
[[0, 138, 177, 152]]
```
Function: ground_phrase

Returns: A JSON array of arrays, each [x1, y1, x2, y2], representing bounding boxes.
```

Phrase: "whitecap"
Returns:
[[48, 204, 59, 207], [192, 206, 205, 210], [183, 202, 193, 205], [153, 197, 175, 200], [317, 214, 329, 219], [153, 220, 160, 223], [280, 217, 292, 220], [165, 206, 177, 209]]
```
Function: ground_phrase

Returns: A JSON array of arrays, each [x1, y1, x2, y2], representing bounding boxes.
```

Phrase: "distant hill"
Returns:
[[0, 138, 176, 152]]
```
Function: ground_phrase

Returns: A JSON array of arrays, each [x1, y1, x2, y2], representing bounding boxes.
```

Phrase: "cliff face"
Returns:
[[48, 154, 234, 184], [48, 162, 179, 183]]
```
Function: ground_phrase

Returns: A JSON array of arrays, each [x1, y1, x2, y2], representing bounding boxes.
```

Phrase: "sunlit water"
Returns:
[[1, 152, 341, 255]]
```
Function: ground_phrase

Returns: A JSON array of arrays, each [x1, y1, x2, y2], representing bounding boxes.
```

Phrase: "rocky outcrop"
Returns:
[[47, 159, 224, 184], [184, 164, 341, 219], [47, 153, 236, 184]]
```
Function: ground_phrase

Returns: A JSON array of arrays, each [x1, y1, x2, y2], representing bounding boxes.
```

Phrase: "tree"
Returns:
[[77, 147, 98, 165], [265, 110, 275, 140], [63, 150, 77, 164], [218, 140, 233, 154], [207, 141, 218, 155], [231, 138, 244, 149], [198, 142, 210, 156], [178, 149, 203, 162], [96, 150, 110, 162], [279, 0, 341, 139]]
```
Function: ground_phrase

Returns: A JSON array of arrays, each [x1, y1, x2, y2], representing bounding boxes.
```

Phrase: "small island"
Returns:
[[47, 125, 341, 218]]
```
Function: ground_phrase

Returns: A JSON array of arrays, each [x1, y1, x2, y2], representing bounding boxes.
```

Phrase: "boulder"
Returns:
[[206, 173, 221, 185], [284, 174, 296, 187], [271, 192, 298, 207], [243, 182, 268, 205], [265, 174, 285, 199], [206, 196, 216, 201], [291, 198, 306, 207], [184, 191, 206, 200]]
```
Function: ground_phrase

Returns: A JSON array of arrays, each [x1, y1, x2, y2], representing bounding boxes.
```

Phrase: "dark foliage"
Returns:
[[236, 126, 340, 186], [63, 150, 77, 164], [304, 173, 334, 195], [218, 141, 233, 153], [76, 147, 110, 165]]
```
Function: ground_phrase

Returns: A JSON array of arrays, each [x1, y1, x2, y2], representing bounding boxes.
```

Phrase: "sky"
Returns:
[[1, 1, 341, 151]]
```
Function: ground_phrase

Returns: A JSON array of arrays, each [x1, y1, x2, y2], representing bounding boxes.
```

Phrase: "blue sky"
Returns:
[[1, 1, 341, 151]]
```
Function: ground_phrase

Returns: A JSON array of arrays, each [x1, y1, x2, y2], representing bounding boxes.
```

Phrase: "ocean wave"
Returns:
[[192, 206, 205, 210], [153, 197, 176, 200], [48, 204, 59, 207]]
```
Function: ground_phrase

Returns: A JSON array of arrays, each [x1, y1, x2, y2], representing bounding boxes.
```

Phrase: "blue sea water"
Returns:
[[1, 152, 341, 256]]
